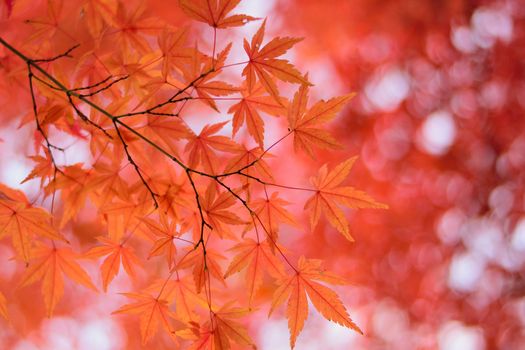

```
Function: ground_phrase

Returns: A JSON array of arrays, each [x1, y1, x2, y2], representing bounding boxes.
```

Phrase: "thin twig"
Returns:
[[113, 120, 159, 209], [71, 75, 113, 91], [78, 75, 129, 97], [32, 44, 80, 63]]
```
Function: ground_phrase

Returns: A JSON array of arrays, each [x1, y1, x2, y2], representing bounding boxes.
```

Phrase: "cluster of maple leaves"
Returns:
[[0, 0, 387, 348]]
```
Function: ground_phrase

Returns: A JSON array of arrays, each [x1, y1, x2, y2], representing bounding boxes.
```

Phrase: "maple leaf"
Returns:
[[243, 20, 310, 104], [270, 256, 361, 348], [140, 213, 181, 269], [228, 83, 286, 148], [224, 238, 285, 305], [157, 28, 193, 79], [202, 186, 245, 239], [0, 290, 7, 320], [252, 192, 298, 244], [305, 157, 388, 241], [81, 0, 118, 38], [86, 160, 129, 207], [288, 83, 355, 156], [113, 291, 184, 345], [178, 246, 226, 294], [21, 150, 55, 187], [141, 116, 193, 158], [179, 0, 258, 29], [0, 184, 66, 263], [184, 121, 240, 174], [83, 236, 140, 292], [101, 195, 148, 241], [154, 172, 193, 221], [18, 244, 98, 317], [51, 164, 94, 227], [112, 2, 162, 54], [184, 303, 255, 350], [181, 43, 239, 111], [223, 146, 275, 194], [149, 274, 207, 322]]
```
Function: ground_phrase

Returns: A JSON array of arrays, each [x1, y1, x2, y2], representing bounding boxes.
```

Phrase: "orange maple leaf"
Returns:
[[305, 157, 388, 241], [270, 256, 361, 348], [81, 0, 118, 38], [148, 274, 207, 322], [113, 291, 184, 345], [223, 146, 275, 190], [181, 43, 239, 111], [178, 246, 226, 293], [229, 83, 286, 148], [84, 236, 140, 292], [184, 303, 255, 350], [288, 83, 355, 156], [87, 160, 129, 207], [101, 196, 148, 241], [140, 213, 181, 269], [179, 0, 258, 28], [251, 192, 298, 244], [202, 186, 245, 239], [0, 185, 66, 263], [157, 28, 192, 79], [18, 244, 98, 317], [112, 2, 161, 54], [52, 164, 94, 227], [184, 121, 239, 174], [224, 238, 285, 305], [141, 116, 192, 155], [243, 20, 310, 104], [21, 150, 55, 187]]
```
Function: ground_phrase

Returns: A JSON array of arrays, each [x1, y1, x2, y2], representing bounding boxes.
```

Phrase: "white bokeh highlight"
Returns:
[[419, 110, 456, 155]]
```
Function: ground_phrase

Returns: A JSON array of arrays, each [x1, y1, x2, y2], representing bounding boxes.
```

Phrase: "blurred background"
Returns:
[[261, 0, 525, 349]]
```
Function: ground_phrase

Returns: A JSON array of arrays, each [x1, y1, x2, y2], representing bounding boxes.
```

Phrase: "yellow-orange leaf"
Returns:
[[19, 244, 97, 317], [188, 303, 255, 350], [243, 20, 309, 104], [252, 192, 298, 244], [202, 186, 245, 239], [288, 84, 355, 156], [179, 0, 258, 28], [84, 236, 140, 292], [0, 185, 66, 263], [185, 122, 240, 174], [224, 239, 285, 305], [305, 157, 388, 240], [178, 246, 226, 294], [223, 146, 275, 189], [229, 84, 286, 148], [270, 256, 361, 348], [141, 213, 181, 268], [149, 275, 206, 322], [21, 151, 54, 187], [113, 292, 183, 345], [141, 116, 193, 158]]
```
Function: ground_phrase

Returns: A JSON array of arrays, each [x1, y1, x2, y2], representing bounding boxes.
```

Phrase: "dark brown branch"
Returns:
[[77, 75, 129, 98], [186, 169, 212, 246], [67, 93, 113, 138], [115, 96, 192, 119], [113, 120, 159, 209], [114, 69, 214, 119], [71, 75, 113, 91], [30, 60, 112, 138], [27, 64, 64, 175], [32, 44, 80, 63]]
